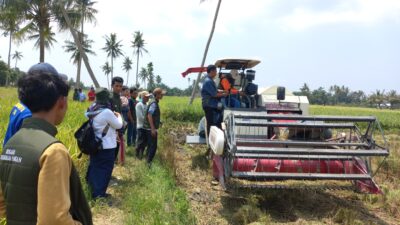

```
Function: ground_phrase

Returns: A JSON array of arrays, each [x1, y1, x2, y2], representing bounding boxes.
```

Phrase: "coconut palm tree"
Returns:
[[146, 62, 155, 90], [189, 0, 222, 104], [2, 0, 81, 62], [60, 5, 100, 87], [102, 62, 112, 89], [156, 75, 162, 85], [122, 56, 133, 86], [131, 31, 148, 87], [63, 35, 96, 88], [0, 3, 22, 85], [75, 0, 97, 90], [11, 50, 22, 69], [138, 67, 148, 89], [27, 25, 57, 50], [102, 33, 123, 82]]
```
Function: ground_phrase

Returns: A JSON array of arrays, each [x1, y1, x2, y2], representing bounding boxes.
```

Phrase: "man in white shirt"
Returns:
[[135, 91, 150, 159]]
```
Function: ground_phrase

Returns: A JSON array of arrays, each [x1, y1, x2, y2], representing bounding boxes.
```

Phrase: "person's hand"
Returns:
[[239, 91, 245, 96], [151, 129, 157, 137], [114, 112, 120, 117]]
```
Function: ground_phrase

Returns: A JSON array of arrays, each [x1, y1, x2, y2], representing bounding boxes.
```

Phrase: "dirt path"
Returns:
[[174, 139, 397, 225], [91, 160, 130, 225], [90, 132, 399, 225]]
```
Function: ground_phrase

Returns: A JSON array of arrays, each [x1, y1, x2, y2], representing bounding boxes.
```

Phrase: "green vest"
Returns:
[[143, 100, 161, 129], [0, 118, 92, 225], [110, 92, 122, 113]]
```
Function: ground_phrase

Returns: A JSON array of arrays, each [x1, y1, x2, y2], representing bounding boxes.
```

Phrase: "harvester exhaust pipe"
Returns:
[[277, 86, 286, 100]]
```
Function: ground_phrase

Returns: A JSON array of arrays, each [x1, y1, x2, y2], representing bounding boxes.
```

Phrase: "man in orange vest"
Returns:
[[219, 73, 243, 108]]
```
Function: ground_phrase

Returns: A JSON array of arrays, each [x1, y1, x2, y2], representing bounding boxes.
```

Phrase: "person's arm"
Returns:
[[204, 81, 226, 99], [0, 185, 5, 217], [37, 143, 82, 225], [136, 104, 144, 123], [104, 109, 123, 130], [147, 113, 156, 137], [147, 103, 157, 137], [127, 108, 133, 123]]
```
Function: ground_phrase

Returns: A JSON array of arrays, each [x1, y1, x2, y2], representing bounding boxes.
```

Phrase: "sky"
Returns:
[[0, 0, 399, 94]]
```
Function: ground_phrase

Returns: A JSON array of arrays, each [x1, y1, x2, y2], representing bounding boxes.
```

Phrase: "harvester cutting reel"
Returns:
[[208, 112, 389, 194]]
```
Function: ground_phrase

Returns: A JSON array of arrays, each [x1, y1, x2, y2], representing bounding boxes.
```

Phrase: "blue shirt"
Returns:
[[148, 102, 157, 115], [201, 75, 219, 108], [3, 102, 32, 147]]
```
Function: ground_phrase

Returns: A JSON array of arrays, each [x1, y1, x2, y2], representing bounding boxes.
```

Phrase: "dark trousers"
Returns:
[[127, 122, 137, 146], [86, 148, 116, 198], [146, 130, 158, 164], [136, 128, 148, 158], [203, 107, 222, 136]]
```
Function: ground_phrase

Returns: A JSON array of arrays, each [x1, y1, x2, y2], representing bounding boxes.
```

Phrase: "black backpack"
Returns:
[[74, 118, 110, 158]]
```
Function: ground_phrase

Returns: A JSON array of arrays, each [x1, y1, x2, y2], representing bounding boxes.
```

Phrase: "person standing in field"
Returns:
[[2, 64, 68, 147], [2, 102, 32, 147], [135, 91, 150, 159], [127, 88, 138, 147], [120, 86, 133, 129], [109, 77, 124, 163], [88, 87, 95, 102], [0, 63, 93, 225], [201, 64, 227, 190], [79, 88, 87, 102], [201, 64, 227, 135], [73, 88, 80, 101], [85, 88, 123, 199], [143, 88, 166, 167]]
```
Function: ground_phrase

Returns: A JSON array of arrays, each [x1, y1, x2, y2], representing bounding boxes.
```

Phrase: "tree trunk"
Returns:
[[61, 8, 100, 88], [126, 71, 129, 86], [76, 56, 82, 88], [135, 53, 139, 87], [111, 56, 114, 82], [76, 10, 84, 89], [15, 59, 17, 69], [107, 74, 110, 89], [189, 0, 222, 105], [39, 24, 45, 62], [6, 31, 12, 86]]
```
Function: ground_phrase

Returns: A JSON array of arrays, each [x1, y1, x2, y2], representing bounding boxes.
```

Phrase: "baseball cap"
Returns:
[[140, 91, 151, 98], [27, 62, 68, 82]]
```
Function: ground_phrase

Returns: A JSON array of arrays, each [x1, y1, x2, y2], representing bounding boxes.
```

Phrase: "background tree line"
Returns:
[[294, 83, 400, 109]]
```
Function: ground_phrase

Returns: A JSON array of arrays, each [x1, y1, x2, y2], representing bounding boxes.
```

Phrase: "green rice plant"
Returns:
[[160, 96, 203, 123], [123, 160, 196, 225], [310, 105, 400, 131]]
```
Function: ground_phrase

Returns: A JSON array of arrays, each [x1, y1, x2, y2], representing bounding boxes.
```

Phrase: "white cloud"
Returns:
[[279, 0, 400, 31]]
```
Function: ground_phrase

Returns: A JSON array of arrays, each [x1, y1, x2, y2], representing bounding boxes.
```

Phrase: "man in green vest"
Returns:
[[110, 76, 124, 163], [0, 63, 92, 225], [143, 88, 166, 167]]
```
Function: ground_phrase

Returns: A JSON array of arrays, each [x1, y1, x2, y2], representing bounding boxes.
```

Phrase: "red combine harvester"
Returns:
[[184, 58, 389, 193]]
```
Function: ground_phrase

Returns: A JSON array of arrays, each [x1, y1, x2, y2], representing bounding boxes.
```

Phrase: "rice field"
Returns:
[[1, 87, 400, 224]]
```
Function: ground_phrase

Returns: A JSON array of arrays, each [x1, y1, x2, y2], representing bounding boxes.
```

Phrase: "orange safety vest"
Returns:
[[220, 77, 238, 94]]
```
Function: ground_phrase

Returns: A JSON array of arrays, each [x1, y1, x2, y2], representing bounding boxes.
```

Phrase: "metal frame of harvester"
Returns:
[[184, 58, 389, 194]]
